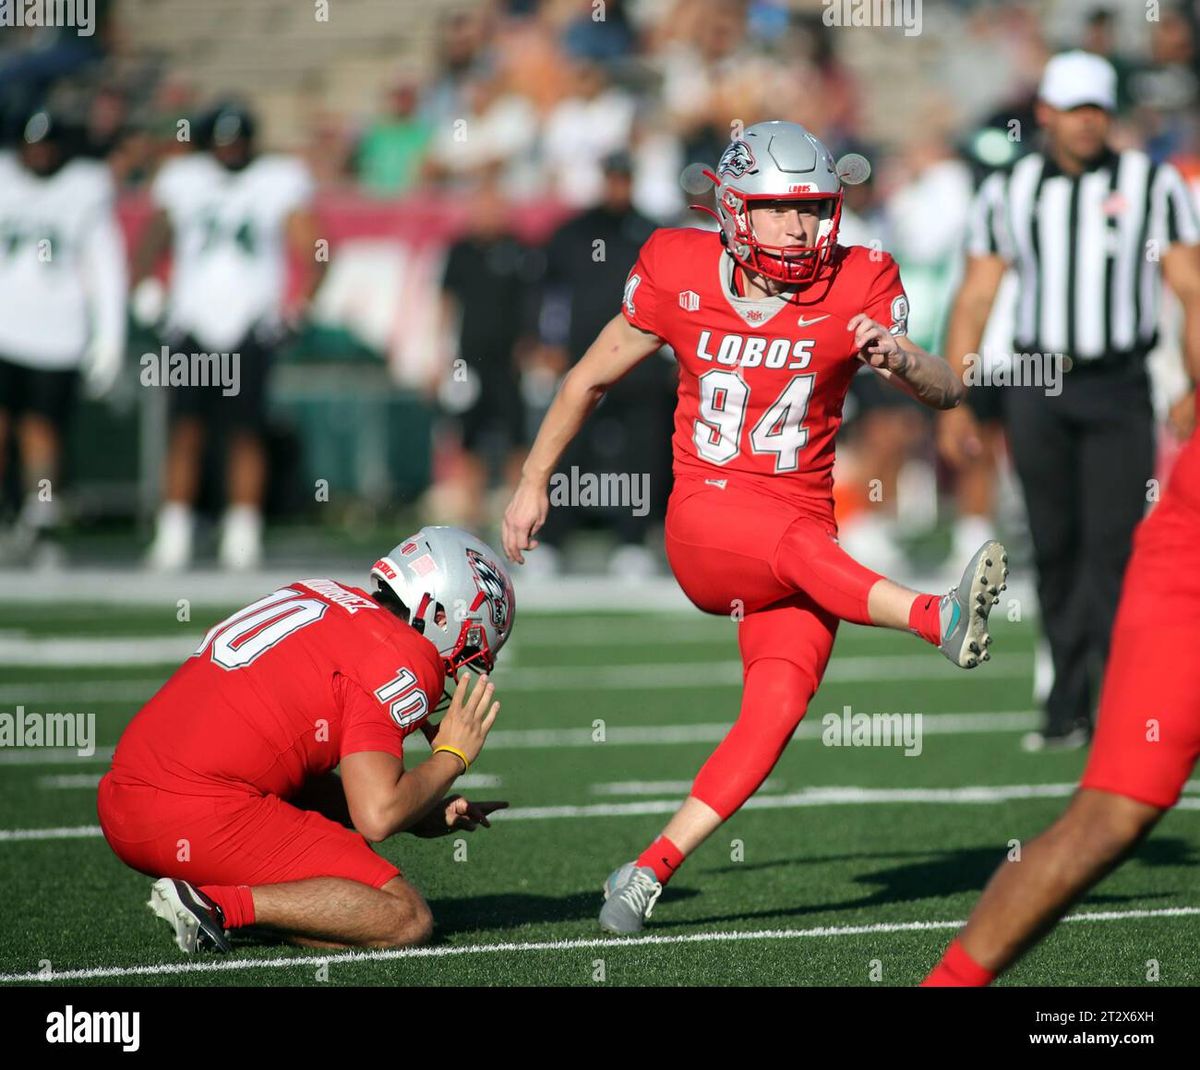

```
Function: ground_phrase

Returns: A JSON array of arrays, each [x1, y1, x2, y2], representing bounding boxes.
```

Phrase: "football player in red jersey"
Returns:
[[502, 121, 1009, 933], [97, 526, 514, 953], [924, 412, 1200, 985]]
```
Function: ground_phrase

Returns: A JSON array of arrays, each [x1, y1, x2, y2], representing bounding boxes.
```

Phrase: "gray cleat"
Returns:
[[937, 539, 1008, 669], [599, 862, 663, 934]]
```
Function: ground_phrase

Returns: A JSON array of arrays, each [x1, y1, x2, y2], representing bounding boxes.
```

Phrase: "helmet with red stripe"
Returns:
[[370, 526, 515, 677]]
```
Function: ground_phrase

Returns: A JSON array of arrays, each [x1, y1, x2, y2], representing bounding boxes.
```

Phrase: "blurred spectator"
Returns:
[[424, 70, 539, 196], [432, 175, 541, 529], [542, 60, 636, 207], [1128, 7, 1198, 160], [419, 7, 493, 135], [0, 2, 113, 142], [0, 109, 126, 564], [355, 77, 432, 196], [836, 148, 927, 573], [1081, 6, 1137, 113], [138, 102, 324, 571], [561, 0, 637, 64]]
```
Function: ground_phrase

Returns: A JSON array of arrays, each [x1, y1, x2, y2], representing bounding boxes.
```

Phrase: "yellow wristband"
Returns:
[[433, 745, 469, 775]]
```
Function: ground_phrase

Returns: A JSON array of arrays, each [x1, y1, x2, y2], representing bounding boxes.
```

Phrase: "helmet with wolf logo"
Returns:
[[370, 526, 515, 676]]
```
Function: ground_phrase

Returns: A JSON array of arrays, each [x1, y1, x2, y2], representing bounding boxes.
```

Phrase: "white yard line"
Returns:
[[0, 570, 1036, 610], [0, 639, 1034, 684], [592, 779, 784, 796], [6, 781, 1199, 839], [0, 905, 1192, 985], [0, 710, 1042, 767]]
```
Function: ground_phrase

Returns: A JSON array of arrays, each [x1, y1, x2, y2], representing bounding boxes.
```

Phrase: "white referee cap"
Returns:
[[1039, 50, 1117, 111]]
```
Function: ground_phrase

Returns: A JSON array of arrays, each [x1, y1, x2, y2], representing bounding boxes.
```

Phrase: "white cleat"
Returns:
[[147, 878, 231, 953], [938, 539, 1008, 669]]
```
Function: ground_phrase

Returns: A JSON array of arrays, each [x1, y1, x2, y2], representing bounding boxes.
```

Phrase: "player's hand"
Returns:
[[848, 313, 906, 374], [502, 476, 549, 564], [442, 795, 508, 833], [937, 403, 984, 468], [432, 671, 499, 767], [82, 344, 123, 400], [1168, 389, 1196, 440]]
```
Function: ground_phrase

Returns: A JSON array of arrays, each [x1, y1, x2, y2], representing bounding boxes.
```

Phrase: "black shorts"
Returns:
[[454, 376, 523, 457], [846, 364, 927, 421], [157, 331, 272, 433], [0, 356, 79, 426], [963, 380, 1006, 424]]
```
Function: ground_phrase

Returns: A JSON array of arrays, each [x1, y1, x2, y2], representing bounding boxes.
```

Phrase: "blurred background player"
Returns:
[[0, 108, 126, 565], [431, 171, 540, 532], [136, 101, 324, 571], [531, 149, 671, 576]]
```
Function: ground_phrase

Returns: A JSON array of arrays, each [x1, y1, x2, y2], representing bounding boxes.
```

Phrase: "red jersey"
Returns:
[[110, 579, 445, 798], [622, 228, 909, 512]]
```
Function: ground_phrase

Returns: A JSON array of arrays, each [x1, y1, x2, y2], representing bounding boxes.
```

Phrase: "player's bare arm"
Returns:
[[502, 312, 662, 562], [285, 207, 328, 305], [848, 313, 964, 410], [938, 252, 1008, 466], [131, 208, 173, 285], [1162, 241, 1200, 437], [341, 672, 499, 842]]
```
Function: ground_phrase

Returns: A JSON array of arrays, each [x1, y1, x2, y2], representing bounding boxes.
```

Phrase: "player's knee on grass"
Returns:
[[376, 878, 434, 949]]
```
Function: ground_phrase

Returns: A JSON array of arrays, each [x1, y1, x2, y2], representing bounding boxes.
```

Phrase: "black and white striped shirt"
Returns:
[[966, 148, 1200, 361]]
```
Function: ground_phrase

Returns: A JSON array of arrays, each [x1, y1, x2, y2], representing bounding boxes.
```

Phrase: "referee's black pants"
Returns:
[[1005, 360, 1155, 737]]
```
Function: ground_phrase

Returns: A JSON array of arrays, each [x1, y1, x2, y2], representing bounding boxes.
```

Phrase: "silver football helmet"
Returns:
[[370, 526, 515, 676], [702, 120, 844, 285]]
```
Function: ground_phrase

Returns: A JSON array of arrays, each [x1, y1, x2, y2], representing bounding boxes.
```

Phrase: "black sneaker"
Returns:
[[147, 878, 232, 953]]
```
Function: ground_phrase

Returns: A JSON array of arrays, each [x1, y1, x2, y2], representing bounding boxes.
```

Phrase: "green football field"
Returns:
[[1, 597, 1197, 987]]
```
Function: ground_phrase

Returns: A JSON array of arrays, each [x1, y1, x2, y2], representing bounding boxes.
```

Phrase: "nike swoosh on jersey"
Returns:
[[796, 314, 830, 327]]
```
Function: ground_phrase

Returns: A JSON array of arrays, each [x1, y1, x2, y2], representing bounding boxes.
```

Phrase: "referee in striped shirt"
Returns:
[[940, 51, 1200, 750]]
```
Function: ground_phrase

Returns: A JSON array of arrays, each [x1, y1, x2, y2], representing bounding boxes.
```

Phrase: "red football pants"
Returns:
[[97, 774, 400, 891], [664, 480, 885, 819], [1080, 494, 1200, 808]]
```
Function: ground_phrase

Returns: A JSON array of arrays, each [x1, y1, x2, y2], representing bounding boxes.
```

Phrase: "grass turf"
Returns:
[[0, 601, 1197, 986]]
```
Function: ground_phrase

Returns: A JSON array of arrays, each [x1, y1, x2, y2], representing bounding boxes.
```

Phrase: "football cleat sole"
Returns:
[[939, 539, 1008, 669], [148, 877, 232, 954]]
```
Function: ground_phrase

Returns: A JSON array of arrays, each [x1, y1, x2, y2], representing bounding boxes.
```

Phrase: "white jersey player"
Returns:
[[0, 109, 127, 562], [135, 102, 323, 571]]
